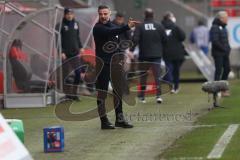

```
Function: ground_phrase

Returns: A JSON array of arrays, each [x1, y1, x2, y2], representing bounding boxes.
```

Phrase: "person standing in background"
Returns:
[[112, 12, 131, 41], [190, 20, 210, 55], [210, 11, 231, 97], [162, 12, 186, 94], [58, 8, 84, 101], [113, 12, 138, 78], [131, 8, 166, 104], [111, 12, 132, 89]]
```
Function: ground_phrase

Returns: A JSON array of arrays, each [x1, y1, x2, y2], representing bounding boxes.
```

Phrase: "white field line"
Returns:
[[207, 124, 239, 159]]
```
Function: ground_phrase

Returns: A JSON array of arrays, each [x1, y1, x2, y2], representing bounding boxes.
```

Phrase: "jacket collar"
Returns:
[[212, 18, 227, 28], [144, 18, 154, 22]]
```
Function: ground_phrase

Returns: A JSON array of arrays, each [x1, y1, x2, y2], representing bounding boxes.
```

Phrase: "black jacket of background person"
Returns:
[[112, 21, 131, 41], [93, 21, 130, 64], [131, 18, 166, 60], [58, 18, 83, 58], [161, 19, 186, 61], [210, 18, 231, 57]]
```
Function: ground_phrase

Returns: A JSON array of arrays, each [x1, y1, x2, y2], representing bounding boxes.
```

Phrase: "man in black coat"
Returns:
[[112, 12, 131, 41], [57, 8, 84, 100], [162, 12, 186, 94], [131, 8, 166, 104], [93, 5, 137, 129], [210, 11, 231, 96]]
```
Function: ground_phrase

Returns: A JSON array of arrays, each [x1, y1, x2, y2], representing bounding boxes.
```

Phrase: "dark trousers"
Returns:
[[62, 56, 81, 95], [139, 58, 162, 98], [164, 59, 183, 90], [213, 55, 230, 81], [96, 63, 123, 121]]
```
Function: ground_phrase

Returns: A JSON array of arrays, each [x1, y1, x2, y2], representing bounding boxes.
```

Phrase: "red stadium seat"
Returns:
[[210, 0, 222, 7], [222, 0, 237, 6], [236, 9, 240, 16], [226, 8, 237, 16]]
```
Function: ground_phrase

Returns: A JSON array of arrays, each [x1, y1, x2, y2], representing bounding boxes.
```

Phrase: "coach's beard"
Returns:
[[100, 18, 109, 24]]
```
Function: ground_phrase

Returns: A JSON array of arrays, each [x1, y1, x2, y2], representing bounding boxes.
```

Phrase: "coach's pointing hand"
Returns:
[[128, 18, 140, 28]]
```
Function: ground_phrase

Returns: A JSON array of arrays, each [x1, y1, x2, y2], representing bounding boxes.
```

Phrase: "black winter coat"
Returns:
[[93, 21, 130, 64], [112, 21, 131, 41], [210, 18, 231, 57], [131, 18, 166, 60], [162, 19, 186, 61], [59, 18, 83, 58]]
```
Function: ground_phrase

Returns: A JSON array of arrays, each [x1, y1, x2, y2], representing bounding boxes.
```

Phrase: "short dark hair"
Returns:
[[11, 39, 22, 49], [144, 8, 154, 19], [64, 8, 73, 15], [198, 19, 206, 26], [115, 12, 125, 18], [163, 11, 174, 21], [98, 5, 110, 11]]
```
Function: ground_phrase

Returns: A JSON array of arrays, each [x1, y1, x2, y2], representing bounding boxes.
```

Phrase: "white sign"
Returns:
[[228, 18, 240, 49], [144, 23, 156, 30], [0, 114, 32, 160]]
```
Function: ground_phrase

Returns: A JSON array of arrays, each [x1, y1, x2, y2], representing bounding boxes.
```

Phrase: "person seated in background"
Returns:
[[9, 39, 53, 93], [9, 39, 28, 63], [8, 39, 31, 92]]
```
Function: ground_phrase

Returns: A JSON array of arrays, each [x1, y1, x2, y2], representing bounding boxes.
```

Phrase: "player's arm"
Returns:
[[93, 24, 130, 37], [93, 19, 138, 37]]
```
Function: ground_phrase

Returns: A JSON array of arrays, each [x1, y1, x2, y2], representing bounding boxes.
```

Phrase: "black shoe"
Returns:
[[101, 121, 115, 130], [115, 121, 134, 128], [72, 96, 80, 101], [65, 95, 80, 101]]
